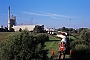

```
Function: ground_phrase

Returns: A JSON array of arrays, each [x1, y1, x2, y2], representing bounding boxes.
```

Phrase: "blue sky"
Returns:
[[0, 0, 90, 28]]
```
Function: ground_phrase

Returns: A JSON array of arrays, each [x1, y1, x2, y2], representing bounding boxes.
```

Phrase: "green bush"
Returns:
[[37, 33, 49, 41], [71, 44, 90, 60], [0, 30, 48, 60], [73, 34, 79, 39], [33, 25, 44, 33], [70, 40, 87, 49], [36, 33, 49, 47], [80, 29, 90, 43]]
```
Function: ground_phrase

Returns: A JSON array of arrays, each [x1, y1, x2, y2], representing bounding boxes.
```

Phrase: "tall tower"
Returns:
[[8, 6, 11, 30]]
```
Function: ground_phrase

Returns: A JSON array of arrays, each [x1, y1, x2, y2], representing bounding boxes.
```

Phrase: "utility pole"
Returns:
[[69, 19, 71, 40]]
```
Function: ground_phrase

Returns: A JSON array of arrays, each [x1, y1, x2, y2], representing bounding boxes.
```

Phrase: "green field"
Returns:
[[45, 35, 60, 58], [45, 35, 74, 59]]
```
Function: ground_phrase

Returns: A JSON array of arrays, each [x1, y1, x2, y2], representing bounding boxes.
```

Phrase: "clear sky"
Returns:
[[0, 0, 90, 29]]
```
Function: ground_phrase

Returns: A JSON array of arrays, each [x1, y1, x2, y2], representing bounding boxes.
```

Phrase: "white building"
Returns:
[[0, 25, 3, 28], [12, 24, 47, 31]]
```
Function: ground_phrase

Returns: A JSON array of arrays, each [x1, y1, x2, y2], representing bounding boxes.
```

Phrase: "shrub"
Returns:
[[69, 40, 87, 49], [0, 30, 48, 60], [80, 29, 90, 43], [36, 33, 49, 47], [71, 44, 90, 60], [33, 25, 44, 33]]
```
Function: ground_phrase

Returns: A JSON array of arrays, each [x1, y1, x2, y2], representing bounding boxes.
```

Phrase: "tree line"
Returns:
[[0, 27, 14, 32], [57, 27, 88, 35]]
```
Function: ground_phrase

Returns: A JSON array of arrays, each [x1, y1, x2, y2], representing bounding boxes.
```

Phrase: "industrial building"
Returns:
[[12, 24, 45, 31], [8, 6, 16, 30], [0, 25, 3, 28], [7, 6, 49, 32]]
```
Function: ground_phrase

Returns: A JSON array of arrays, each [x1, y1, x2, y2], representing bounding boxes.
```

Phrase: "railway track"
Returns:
[[57, 51, 65, 60], [50, 52, 65, 60]]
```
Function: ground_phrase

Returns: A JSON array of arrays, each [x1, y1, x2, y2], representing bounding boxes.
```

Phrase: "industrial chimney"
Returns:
[[8, 6, 10, 19], [8, 6, 11, 30]]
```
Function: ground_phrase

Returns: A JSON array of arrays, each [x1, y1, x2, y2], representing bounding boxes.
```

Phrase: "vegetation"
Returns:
[[71, 44, 90, 60], [0, 30, 49, 60], [45, 35, 60, 58], [58, 27, 78, 35], [80, 29, 90, 43], [1, 26, 90, 60], [70, 40, 87, 49], [45, 35, 74, 59], [0, 30, 76, 60], [0, 27, 14, 32], [70, 29, 90, 60], [33, 25, 46, 33], [0, 32, 13, 42]]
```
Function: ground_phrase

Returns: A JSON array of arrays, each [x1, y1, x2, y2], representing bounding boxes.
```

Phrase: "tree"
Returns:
[[69, 29, 90, 60], [60, 27, 66, 32], [80, 29, 90, 43], [10, 28, 15, 32], [0, 30, 48, 60], [19, 28, 22, 32], [70, 40, 90, 60], [36, 33, 49, 47], [71, 44, 90, 60], [0, 28, 5, 32], [69, 28, 73, 32], [78, 28, 88, 34], [5, 27, 9, 32], [70, 40, 87, 49], [33, 25, 44, 33], [72, 29, 78, 34]]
